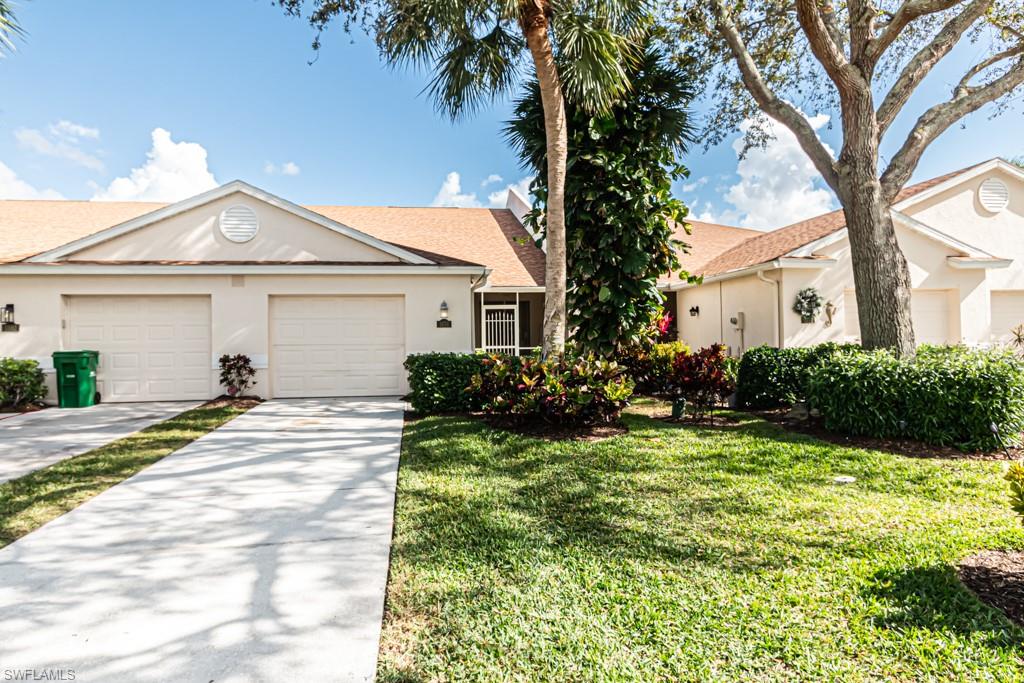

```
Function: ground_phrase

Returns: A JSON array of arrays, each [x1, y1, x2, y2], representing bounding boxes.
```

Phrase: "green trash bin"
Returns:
[[52, 350, 100, 408]]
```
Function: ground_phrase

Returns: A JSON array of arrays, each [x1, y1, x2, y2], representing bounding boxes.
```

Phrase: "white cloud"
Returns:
[[707, 113, 837, 230], [681, 176, 708, 193], [430, 171, 534, 209], [50, 120, 100, 140], [431, 171, 482, 208], [0, 161, 64, 199], [487, 176, 533, 208], [264, 160, 301, 176], [15, 126, 104, 172], [92, 128, 218, 202]]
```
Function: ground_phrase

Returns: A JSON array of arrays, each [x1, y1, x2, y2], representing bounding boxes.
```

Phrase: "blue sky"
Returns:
[[0, 1, 1021, 230]]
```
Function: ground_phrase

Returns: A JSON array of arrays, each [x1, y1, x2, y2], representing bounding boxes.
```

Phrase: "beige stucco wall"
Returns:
[[0, 272, 474, 401], [74, 192, 401, 263], [677, 272, 778, 355]]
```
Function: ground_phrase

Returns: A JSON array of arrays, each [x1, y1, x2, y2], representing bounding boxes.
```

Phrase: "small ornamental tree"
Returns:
[[505, 40, 697, 356], [219, 354, 257, 397]]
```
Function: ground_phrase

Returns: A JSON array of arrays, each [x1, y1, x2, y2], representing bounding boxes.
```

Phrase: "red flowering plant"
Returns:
[[666, 344, 735, 422]]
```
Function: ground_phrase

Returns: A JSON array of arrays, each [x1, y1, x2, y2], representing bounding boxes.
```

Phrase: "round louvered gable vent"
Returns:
[[978, 178, 1010, 213], [219, 205, 260, 243]]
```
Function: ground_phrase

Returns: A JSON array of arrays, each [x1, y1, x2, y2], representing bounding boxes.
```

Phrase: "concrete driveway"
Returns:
[[0, 398, 404, 683], [0, 402, 202, 484]]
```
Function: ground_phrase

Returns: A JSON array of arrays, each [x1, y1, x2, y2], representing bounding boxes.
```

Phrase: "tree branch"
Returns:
[[881, 56, 1024, 199], [868, 0, 966, 63], [795, 0, 862, 92], [709, 0, 840, 190], [875, 0, 992, 136], [957, 45, 1024, 91]]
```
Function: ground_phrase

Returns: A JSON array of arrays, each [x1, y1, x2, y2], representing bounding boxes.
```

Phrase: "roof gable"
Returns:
[[31, 181, 432, 265], [696, 158, 1017, 278]]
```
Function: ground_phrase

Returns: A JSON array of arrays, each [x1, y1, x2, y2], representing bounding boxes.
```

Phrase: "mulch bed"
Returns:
[[958, 551, 1024, 627], [203, 396, 264, 410], [485, 417, 628, 442], [752, 409, 1020, 461]]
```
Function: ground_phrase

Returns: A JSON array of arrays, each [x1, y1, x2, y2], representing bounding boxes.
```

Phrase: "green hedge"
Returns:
[[404, 353, 484, 414], [806, 346, 1024, 451], [0, 358, 47, 409], [736, 343, 859, 408]]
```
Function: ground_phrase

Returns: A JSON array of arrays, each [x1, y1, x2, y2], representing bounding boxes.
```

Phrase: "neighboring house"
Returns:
[[1, 157, 1019, 403], [671, 158, 1024, 355], [0, 181, 545, 402]]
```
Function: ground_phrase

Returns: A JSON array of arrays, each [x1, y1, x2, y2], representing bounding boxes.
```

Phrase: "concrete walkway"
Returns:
[[0, 398, 404, 683], [0, 402, 201, 484]]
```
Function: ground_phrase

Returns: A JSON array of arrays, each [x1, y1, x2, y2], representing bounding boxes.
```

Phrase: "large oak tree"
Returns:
[[671, 0, 1024, 356], [277, 0, 650, 356]]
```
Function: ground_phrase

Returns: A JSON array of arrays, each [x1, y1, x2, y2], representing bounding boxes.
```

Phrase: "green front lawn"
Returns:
[[0, 400, 253, 547], [380, 403, 1024, 682]]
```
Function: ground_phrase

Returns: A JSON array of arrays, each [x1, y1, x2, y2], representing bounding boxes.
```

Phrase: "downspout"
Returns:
[[470, 268, 491, 352], [756, 270, 783, 348]]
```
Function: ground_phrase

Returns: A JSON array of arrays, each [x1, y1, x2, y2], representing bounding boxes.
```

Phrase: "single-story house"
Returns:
[[0, 181, 545, 401], [671, 157, 1024, 354], [0, 157, 1019, 403]]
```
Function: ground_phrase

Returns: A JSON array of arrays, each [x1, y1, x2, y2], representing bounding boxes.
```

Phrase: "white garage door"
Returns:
[[65, 296, 212, 402], [991, 291, 1024, 343], [270, 296, 405, 398], [842, 289, 952, 345]]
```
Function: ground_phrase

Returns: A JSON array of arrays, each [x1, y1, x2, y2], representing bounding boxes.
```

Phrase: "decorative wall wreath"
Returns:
[[793, 287, 824, 324]]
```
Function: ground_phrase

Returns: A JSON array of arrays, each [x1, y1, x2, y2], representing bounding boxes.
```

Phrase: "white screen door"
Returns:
[[482, 305, 518, 354]]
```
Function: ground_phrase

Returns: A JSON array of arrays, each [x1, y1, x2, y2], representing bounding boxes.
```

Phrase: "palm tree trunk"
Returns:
[[520, 0, 567, 356]]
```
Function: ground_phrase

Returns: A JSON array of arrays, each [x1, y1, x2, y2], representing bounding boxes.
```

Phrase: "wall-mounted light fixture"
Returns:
[[1, 304, 18, 332], [436, 300, 452, 328], [689, 305, 700, 317]]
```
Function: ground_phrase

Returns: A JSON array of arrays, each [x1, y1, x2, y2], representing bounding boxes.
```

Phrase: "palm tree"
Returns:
[[505, 41, 697, 355], [278, 0, 650, 356], [0, 0, 23, 55]]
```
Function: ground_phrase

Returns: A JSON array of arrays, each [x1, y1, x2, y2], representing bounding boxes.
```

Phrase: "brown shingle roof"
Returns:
[[666, 219, 762, 283], [697, 163, 985, 277], [0, 200, 544, 287]]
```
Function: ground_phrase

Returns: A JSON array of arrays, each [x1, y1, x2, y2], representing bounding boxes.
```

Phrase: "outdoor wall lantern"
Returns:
[[1, 304, 18, 332], [436, 300, 452, 328], [689, 306, 700, 317]]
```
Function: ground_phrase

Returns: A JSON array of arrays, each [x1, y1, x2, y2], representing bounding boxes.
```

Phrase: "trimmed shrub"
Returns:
[[807, 346, 1024, 451], [470, 354, 634, 425], [1008, 461, 1024, 524], [667, 344, 735, 420], [404, 353, 484, 414], [0, 358, 47, 409], [219, 354, 257, 397], [736, 343, 859, 408], [618, 341, 689, 395]]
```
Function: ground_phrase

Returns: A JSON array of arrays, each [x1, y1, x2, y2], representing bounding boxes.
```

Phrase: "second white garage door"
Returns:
[[65, 296, 212, 402], [270, 296, 405, 398], [991, 290, 1024, 343], [843, 289, 953, 345]]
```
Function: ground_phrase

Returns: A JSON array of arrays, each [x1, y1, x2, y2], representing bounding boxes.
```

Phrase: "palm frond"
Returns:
[[0, 0, 24, 56], [552, 6, 646, 113]]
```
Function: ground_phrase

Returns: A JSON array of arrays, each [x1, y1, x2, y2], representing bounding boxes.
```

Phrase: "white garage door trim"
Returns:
[[270, 295, 405, 398], [64, 295, 212, 402]]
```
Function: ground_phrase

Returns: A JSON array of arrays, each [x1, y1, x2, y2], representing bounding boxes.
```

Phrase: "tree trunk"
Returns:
[[520, 0, 567, 356], [838, 162, 916, 357], [833, 84, 916, 358]]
